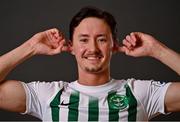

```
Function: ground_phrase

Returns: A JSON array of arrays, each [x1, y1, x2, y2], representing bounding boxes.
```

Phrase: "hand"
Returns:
[[28, 28, 71, 55], [117, 32, 164, 57]]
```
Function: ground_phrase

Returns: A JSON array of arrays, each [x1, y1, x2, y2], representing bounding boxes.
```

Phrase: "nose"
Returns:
[[88, 40, 99, 52]]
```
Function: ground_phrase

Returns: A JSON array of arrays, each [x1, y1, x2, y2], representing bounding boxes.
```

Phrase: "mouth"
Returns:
[[85, 56, 101, 60], [83, 55, 103, 62]]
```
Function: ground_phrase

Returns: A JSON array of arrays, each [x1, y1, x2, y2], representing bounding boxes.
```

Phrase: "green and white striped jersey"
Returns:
[[22, 78, 171, 121]]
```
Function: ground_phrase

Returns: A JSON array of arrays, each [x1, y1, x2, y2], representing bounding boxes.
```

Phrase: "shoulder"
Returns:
[[22, 80, 69, 99], [125, 78, 171, 103], [115, 78, 171, 99], [112, 78, 151, 90], [25, 81, 68, 90], [125, 78, 169, 90]]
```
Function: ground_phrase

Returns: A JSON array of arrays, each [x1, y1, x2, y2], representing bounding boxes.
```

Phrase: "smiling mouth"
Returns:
[[85, 56, 102, 60], [83, 55, 103, 63]]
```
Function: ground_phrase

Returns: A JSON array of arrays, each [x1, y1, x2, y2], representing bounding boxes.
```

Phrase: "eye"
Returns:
[[98, 38, 107, 43], [79, 38, 88, 43]]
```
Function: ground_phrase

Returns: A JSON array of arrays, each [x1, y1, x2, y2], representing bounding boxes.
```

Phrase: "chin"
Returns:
[[84, 67, 103, 73]]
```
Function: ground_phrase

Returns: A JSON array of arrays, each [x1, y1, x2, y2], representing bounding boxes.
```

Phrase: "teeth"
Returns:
[[87, 57, 98, 59], [86, 57, 101, 59]]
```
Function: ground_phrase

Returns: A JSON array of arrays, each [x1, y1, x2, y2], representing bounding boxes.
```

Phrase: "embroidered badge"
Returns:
[[152, 81, 166, 87], [109, 94, 129, 111]]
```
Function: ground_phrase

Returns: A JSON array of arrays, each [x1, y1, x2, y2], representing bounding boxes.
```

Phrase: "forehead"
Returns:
[[73, 17, 111, 36]]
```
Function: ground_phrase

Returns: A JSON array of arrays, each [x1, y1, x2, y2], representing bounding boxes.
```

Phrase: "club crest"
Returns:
[[109, 94, 129, 111]]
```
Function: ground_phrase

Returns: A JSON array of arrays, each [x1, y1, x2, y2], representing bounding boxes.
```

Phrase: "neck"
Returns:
[[78, 68, 111, 86]]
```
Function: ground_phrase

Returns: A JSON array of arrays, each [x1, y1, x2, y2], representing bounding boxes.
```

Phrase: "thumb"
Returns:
[[47, 46, 62, 55], [113, 42, 125, 53], [62, 45, 72, 52], [62, 40, 73, 52], [118, 46, 126, 53]]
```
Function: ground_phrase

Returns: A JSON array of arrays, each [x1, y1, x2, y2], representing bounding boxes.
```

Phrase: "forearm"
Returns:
[[152, 43, 180, 75], [0, 41, 35, 82]]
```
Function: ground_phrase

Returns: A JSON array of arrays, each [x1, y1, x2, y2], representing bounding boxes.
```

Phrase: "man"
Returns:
[[0, 7, 180, 121]]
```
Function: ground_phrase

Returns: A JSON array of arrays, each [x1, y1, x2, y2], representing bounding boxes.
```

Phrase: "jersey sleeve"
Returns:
[[21, 81, 64, 119], [129, 78, 171, 119]]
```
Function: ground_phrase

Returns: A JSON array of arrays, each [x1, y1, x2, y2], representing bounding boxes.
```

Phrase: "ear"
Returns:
[[112, 41, 119, 54], [68, 40, 75, 55]]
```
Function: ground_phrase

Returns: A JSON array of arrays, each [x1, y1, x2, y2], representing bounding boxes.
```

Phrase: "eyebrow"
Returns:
[[78, 34, 89, 38], [78, 34, 107, 38]]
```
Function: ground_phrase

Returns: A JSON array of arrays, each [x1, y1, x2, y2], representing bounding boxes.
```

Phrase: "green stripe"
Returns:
[[88, 96, 99, 121], [50, 89, 63, 122], [107, 91, 119, 121], [125, 84, 137, 121], [68, 91, 80, 121]]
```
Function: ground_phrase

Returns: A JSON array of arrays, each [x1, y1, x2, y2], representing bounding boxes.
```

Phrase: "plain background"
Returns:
[[0, 0, 179, 121]]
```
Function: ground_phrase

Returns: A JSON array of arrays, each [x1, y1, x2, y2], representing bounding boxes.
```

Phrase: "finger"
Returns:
[[52, 30, 61, 41], [50, 28, 59, 35], [49, 40, 66, 55], [45, 29, 58, 43], [131, 32, 144, 47], [62, 40, 73, 52], [50, 28, 66, 42], [126, 35, 135, 47], [133, 32, 143, 36], [49, 28, 58, 38], [59, 39, 66, 46], [44, 30, 57, 49], [58, 31, 65, 41], [122, 46, 130, 55], [47, 32, 60, 49], [130, 32, 137, 46], [122, 39, 133, 50]]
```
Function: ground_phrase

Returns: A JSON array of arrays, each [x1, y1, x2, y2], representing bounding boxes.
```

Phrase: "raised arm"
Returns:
[[118, 32, 180, 75], [0, 28, 70, 112], [118, 32, 180, 112]]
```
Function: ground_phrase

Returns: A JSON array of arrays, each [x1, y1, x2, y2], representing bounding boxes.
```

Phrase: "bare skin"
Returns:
[[0, 28, 70, 112], [120, 32, 180, 112], [72, 17, 114, 86], [0, 17, 179, 114]]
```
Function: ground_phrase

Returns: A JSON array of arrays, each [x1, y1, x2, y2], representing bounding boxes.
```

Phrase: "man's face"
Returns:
[[72, 17, 114, 74]]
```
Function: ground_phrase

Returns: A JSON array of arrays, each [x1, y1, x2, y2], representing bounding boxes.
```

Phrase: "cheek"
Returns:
[[101, 45, 113, 54], [73, 45, 86, 57], [103, 47, 113, 60]]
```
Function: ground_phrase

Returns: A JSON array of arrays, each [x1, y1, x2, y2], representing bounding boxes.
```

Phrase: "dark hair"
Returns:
[[69, 6, 118, 41]]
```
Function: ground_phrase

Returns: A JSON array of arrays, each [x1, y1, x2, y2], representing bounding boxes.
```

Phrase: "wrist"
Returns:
[[151, 42, 168, 60], [22, 39, 37, 57]]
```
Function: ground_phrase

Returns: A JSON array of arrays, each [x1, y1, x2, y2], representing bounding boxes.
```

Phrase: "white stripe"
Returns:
[[59, 88, 71, 121], [78, 93, 89, 121], [118, 106, 128, 121], [136, 104, 148, 121], [98, 97, 109, 121]]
